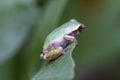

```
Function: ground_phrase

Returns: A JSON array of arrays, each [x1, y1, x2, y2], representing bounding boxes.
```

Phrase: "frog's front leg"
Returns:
[[64, 35, 78, 44]]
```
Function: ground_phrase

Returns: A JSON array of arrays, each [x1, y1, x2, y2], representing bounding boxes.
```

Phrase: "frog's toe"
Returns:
[[61, 46, 69, 54]]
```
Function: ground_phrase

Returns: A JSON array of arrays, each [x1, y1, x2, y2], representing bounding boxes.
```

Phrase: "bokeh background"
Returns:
[[0, 0, 120, 80]]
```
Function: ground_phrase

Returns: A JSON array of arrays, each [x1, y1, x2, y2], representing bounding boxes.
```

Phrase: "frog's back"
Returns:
[[43, 19, 82, 50]]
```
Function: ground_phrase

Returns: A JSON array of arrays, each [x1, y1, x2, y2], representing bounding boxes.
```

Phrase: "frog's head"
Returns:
[[40, 47, 63, 60], [69, 24, 85, 36]]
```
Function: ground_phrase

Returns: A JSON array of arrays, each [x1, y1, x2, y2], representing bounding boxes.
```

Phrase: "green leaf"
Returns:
[[33, 0, 69, 42], [32, 43, 75, 80], [0, 0, 37, 63], [24, 0, 69, 77]]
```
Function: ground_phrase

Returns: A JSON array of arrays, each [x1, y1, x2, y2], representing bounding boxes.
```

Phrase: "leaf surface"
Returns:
[[32, 43, 75, 80], [0, 0, 37, 63]]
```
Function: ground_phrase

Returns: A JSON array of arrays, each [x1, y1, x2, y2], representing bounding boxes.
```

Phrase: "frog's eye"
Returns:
[[79, 24, 85, 32]]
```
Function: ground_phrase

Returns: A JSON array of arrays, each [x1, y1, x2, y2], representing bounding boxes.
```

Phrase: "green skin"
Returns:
[[40, 19, 84, 60]]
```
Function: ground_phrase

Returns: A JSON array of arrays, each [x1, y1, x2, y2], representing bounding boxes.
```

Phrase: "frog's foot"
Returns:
[[41, 46, 63, 60], [64, 35, 78, 44], [61, 46, 69, 54]]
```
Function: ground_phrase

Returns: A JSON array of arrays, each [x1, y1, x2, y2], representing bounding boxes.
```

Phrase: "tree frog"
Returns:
[[40, 19, 85, 60]]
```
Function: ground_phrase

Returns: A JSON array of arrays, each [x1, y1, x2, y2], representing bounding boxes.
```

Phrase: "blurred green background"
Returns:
[[0, 0, 120, 80]]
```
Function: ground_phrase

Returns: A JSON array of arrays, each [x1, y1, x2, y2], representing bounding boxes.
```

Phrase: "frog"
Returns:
[[40, 19, 85, 60]]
